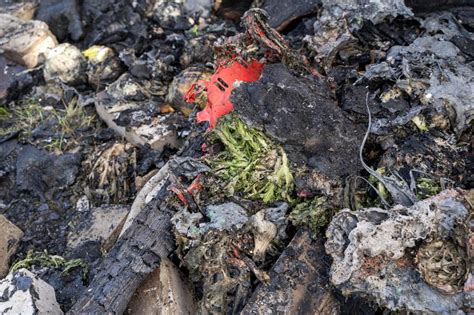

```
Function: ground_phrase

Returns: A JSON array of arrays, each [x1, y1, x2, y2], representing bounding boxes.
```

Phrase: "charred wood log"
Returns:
[[242, 229, 340, 314], [69, 133, 206, 314], [68, 181, 175, 314]]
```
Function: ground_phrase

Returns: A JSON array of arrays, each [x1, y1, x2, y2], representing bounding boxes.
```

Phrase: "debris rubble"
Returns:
[[0, 0, 472, 314], [326, 189, 471, 313]]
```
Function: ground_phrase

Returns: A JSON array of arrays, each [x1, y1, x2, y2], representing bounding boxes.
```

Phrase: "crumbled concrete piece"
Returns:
[[359, 19, 474, 134], [303, 0, 412, 70], [44, 43, 87, 85], [0, 268, 63, 314], [127, 259, 196, 315], [325, 189, 470, 313], [67, 205, 129, 249], [204, 203, 248, 232], [172, 202, 249, 243], [171, 208, 204, 240], [0, 0, 38, 20], [321, 0, 413, 25], [0, 13, 57, 68], [389, 35, 460, 59], [0, 215, 23, 279]]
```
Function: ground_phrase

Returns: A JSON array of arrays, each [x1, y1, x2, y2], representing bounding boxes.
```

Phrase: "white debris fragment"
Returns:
[[0, 269, 63, 315], [326, 189, 470, 313]]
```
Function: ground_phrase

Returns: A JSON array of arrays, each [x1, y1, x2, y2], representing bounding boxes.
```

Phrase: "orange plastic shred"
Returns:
[[185, 59, 264, 129]]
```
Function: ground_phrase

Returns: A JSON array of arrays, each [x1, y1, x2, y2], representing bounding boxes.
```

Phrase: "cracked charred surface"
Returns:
[[242, 229, 340, 314], [231, 63, 365, 178], [68, 179, 175, 314], [69, 152, 208, 314]]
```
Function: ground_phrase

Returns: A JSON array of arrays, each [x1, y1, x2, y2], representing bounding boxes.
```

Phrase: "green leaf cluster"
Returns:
[[207, 115, 294, 203], [10, 250, 88, 280]]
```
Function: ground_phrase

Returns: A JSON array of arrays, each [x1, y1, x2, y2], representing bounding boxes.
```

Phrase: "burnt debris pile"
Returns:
[[0, 0, 472, 314]]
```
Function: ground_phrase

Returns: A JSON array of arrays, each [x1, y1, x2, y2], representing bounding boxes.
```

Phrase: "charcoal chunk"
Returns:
[[231, 63, 365, 178]]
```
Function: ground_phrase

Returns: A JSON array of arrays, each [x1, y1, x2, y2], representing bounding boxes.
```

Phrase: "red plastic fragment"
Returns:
[[232, 246, 239, 258], [170, 186, 188, 205], [185, 59, 264, 129], [186, 175, 203, 194]]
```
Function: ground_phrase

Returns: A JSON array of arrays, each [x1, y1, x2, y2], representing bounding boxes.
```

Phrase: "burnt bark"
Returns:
[[69, 132, 206, 314], [68, 181, 175, 314], [242, 229, 340, 314]]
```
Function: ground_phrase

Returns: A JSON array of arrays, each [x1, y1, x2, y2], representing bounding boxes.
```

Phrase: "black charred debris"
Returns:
[[0, 0, 472, 314]]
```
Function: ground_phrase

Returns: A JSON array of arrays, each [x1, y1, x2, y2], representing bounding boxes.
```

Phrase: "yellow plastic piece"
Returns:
[[83, 46, 113, 63]]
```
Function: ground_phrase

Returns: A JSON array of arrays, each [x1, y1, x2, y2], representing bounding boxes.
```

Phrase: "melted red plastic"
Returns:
[[185, 59, 264, 129]]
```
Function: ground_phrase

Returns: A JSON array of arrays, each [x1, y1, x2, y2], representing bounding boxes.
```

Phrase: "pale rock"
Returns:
[[0, 0, 39, 20], [43, 43, 87, 85], [67, 205, 129, 250], [127, 258, 196, 315], [0, 14, 57, 68], [0, 215, 23, 279], [0, 268, 63, 314], [184, 0, 212, 17]]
